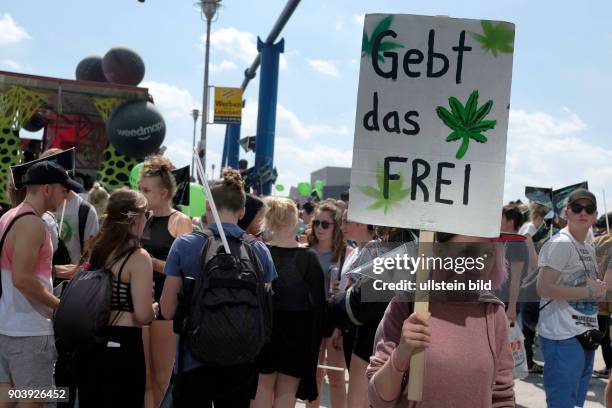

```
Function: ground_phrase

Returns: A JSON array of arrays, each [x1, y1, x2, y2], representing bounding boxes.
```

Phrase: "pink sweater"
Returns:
[[367, 301, 515, 408]]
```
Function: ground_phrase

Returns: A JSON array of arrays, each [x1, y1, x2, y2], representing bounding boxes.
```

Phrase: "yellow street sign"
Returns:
[[214, 87, 242, 124]]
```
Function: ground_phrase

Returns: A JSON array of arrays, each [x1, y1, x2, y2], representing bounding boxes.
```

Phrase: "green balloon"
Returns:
[[314, 180, 324, 199], [275, 184, 285, 192], [130, 162, 145, 190], [181, 182, 206, 217], [297, 182, 311, 197]]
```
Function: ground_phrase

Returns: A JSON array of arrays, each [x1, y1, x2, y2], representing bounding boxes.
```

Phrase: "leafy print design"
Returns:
[[436, 90, 497, 160], [361, 15, 403, 62], [359, 163, 411, 214], [470, 20, 514, 57]]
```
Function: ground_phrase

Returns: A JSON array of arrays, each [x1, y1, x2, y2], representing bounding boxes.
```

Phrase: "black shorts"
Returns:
[[173, 363, 257, 408], [353, 323, 378, 363]]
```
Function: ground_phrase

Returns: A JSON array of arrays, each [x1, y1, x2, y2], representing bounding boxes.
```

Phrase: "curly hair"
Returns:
[[142, 155, 176, 199], [306, 202, 346, 262]]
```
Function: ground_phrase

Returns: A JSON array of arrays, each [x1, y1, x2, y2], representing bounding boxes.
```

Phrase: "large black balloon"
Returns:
[[22, 113, 47, 132], [106, 100, 165, 158], [75, 56, 108, 82], [102, 46, 145, 86]]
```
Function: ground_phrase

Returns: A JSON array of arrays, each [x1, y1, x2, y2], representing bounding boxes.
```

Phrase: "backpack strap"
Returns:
[[78, 200, 92, 253], [0, 211, 37, 299]]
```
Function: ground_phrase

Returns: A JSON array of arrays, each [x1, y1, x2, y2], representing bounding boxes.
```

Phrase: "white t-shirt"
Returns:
[[519, 222, 537, 236], [537, 228, 598, 340], [55, 194, 99, 264], [42, 212, 58, 253]]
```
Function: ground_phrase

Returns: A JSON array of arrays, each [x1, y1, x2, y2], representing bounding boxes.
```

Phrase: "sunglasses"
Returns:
[[312, 220, 332, 230], [569, 203, 596, 215]]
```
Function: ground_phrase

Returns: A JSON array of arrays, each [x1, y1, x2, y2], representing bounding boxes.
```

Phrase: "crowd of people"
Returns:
[[1, 149, 612, 408]]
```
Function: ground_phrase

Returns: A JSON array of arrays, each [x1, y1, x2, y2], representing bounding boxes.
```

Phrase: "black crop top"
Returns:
[[110, 252, 135, 312]]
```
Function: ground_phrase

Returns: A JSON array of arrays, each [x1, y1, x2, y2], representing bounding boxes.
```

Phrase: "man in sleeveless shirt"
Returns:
[[0, 161, 79, 405]]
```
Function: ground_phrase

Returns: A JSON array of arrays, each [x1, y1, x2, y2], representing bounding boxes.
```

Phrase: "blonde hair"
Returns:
[[88, 182, 110, 216], [264, 197, 298, 234]]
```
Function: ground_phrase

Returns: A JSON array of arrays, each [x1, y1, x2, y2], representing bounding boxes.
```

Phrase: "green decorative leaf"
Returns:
[[359, 185, 381, 199], [362, 29, 370, 54], [377, 41, 404, 52], [470, 120, 496, 133], [392, 188, 411, 201], [368, 200, 386, 210], [436, 90, 497, 160], [376, 164, 385, 191], [470, 100, 493, 125], [435, 107, 462, 130], [470, 20, 514, 58], [371, 15, 394, 45], [464, 91, 479, 123], [470, 133, 488, 143], [448, 97, 467, 124], [446, 131, 462, 142]]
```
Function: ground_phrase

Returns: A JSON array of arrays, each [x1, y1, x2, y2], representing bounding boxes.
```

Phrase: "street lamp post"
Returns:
[[191, 109, 199, 180], [198, 0, 221, 176]]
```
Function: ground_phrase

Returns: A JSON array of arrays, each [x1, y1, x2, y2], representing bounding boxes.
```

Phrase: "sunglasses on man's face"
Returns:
[[313, 220, 332, 230], [569, 203, 596, 215]]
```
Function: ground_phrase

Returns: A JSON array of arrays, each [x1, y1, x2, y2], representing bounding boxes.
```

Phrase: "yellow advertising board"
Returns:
[[214, 87, 242, 124]]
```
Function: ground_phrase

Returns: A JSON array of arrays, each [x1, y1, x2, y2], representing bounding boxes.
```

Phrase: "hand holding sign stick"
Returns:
[[349, 14, 514, 403]]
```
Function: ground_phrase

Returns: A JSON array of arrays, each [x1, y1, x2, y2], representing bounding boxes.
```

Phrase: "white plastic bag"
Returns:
[[509, 322, 529, 379]]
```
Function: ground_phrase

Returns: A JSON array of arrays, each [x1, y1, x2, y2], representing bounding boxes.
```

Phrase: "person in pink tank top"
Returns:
[[0, 161, 78, 406], [367, 233, 516, 408]]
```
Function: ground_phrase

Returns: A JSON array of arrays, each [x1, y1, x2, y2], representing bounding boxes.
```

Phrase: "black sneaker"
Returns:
[[528, 362, 543, 374], [593, 368, 610, 378]]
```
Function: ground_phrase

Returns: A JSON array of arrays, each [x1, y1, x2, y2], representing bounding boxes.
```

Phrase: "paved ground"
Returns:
[[297, 346, 609, 407]]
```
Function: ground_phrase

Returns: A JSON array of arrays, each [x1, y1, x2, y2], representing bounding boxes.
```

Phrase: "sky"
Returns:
[[2, 0, 612, 208]]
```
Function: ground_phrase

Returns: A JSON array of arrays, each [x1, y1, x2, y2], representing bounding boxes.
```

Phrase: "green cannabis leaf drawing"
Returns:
[[436, 90, 496, 160], [361, 15, 404, 62], [359, 163, 411, 214], [470, 20, 514, 57]]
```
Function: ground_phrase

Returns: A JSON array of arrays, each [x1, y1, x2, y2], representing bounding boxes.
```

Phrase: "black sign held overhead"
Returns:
[[552, 181, 588, 216], [524, 186, 553, 208], [11, 148, 76, 189], [172, 165, 190, 207]]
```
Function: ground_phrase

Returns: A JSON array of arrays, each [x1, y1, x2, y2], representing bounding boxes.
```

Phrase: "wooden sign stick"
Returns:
[[407, 229, 435, 401]]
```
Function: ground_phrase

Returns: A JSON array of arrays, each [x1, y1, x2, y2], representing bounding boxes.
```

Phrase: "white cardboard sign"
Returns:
[[348, 14, 514, 237]]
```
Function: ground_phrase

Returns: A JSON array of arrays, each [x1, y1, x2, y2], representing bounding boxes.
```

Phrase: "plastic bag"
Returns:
[[509, 322, 529, 379]]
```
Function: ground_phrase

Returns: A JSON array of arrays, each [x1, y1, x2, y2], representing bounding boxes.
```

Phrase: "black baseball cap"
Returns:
[[23, 161, 82, 192], [567, 188, 597, 208]]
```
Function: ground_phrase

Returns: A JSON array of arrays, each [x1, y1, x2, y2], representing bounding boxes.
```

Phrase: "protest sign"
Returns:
[[552, 181, 588, 216], [11, 148, 76, 189], [172, 165, 190, 207], [525, 186, 553, 209], [349, 14, 514, 238]]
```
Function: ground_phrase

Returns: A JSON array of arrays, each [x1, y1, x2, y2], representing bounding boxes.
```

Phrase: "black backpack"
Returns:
[[53, 252, 133, 349], [185, 229, 272, 366]]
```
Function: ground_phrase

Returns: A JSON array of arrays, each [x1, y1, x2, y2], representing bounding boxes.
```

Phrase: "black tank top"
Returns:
[[141, 212, 177, 261], [140, 212, 177, 304]]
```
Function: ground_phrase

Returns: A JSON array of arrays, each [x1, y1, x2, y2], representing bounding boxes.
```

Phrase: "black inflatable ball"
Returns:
[[102, 47, 145, 86], [106, 100, 165, 158], [22, 113, 47, 132], [75, 56, 108, 82]]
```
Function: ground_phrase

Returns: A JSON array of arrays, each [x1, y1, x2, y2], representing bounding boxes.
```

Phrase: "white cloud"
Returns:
[[209, 60, 237, 73], [0, 14, 30, 45], [209, 27, 288, 70], [504, 108, 612, 205], [209, 27, 257, 64], [353, 14, 365, 26], [307, 59, 340, 77], [1, 59, 20, 70], [142, 81, 198, 122]]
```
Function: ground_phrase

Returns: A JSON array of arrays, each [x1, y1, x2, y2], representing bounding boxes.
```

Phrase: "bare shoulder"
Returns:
[[129, 248, 153, 266], [13, 214, 45, 237]]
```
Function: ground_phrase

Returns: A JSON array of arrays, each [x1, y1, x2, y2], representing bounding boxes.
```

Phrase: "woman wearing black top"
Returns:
[[73, 188, 154, 407], [253, 197, 327, 407], [138, 156, 193, 408]]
